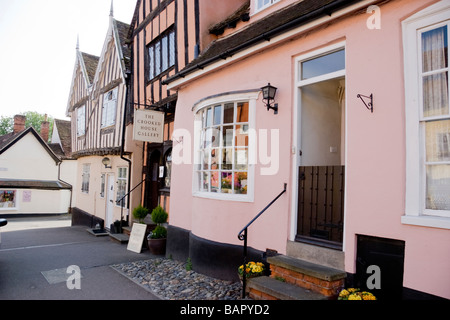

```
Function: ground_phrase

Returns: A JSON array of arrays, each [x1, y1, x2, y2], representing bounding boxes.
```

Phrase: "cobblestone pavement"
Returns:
[[112, 258, 244, 300]]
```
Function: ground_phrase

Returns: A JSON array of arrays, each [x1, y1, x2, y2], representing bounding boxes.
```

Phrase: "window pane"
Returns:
[[235, 125, 249, 147], [162, 36, 168, 71], [202, 172, 209, 191], [422, 26, 448, 73], [201, 150, 209, 170], [211, 149, 219, 170], [423, 72, 449, 117], [222, 148, 233, 170], [301, 49, 345, 80], [148, 46, 154, 79], [221, 172, 233, 194], [426, 164, 450, 210], [236, 102, 249, 123], [169, 31, 175, 67], [211, 171, 219, 192], [204, 128, 213, 148], [155, 42, 161, 75], [235, 148, 248, 170], [223, 125, 233, 147], [211, 127, 220, 148], [426, 120, 450, 162], [206, 108, 213, 127], [214, 105, 222, 125], [234, 172, 248, 194], [224, 103, 234, 123]]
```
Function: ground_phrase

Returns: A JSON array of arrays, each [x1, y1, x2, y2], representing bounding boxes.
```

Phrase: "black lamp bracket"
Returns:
[[357, 94, 373, 113], [266, 102, 278, 115]]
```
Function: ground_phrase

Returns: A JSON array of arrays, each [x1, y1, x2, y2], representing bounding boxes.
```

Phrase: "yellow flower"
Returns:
[[362, 292, 376, 300], [348, 293, 362, 300], [339, 289, 349, 297]]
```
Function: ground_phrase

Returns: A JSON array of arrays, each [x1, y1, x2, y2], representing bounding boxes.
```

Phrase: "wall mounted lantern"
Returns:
[[102, 157, 112, 169], [261, 83, 278, 114]]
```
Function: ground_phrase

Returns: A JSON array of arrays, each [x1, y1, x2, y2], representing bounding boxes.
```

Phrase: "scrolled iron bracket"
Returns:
[[357, 94, 373, 113]]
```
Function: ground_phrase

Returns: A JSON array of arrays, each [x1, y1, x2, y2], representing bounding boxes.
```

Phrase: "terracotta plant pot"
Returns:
[[148, 238, 166, 255]]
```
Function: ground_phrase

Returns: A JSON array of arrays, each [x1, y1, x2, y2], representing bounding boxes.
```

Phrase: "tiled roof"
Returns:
[[115, 19, 132, 71], [53, 119, 72, 158], [209, 0, 250, 36], [0, 132, 18, 151], [0, 127, 61, 164], [164, 0, 361, 84], [81, 52, 100, 83], [0, 179, 72, 190]]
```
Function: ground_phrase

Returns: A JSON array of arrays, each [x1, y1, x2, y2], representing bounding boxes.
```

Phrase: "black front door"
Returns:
[[145, 149, 162, 211]]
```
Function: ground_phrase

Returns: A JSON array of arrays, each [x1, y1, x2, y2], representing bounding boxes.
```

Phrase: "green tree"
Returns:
[[0, 116, 13, 135], [0, 112, 54, 141]]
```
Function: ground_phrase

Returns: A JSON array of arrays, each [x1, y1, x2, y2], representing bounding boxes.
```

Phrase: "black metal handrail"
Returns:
[[237, 183, 287, 299], [117, 177, 149, 232]]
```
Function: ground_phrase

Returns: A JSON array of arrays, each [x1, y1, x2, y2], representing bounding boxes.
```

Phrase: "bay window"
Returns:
[[193, 91, 258, 201]]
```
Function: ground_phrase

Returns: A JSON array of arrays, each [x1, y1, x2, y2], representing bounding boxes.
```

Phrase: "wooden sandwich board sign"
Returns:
[[127, 223, 147, 253]]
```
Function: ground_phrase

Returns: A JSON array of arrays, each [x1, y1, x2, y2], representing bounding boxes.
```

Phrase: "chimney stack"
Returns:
[[13, 115, 26, 134], [40, 114, 49, 142]]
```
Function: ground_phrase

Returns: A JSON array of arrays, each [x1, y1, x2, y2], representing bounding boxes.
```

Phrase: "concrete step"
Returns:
[[247, 276, 327, 300], [122, 226, 132, 236], [109, 233, 129, 244], [267, 255, 346, 298]]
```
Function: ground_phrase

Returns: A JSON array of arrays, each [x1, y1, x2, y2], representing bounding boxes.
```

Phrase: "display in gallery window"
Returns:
[[0, 190, 16, 209]]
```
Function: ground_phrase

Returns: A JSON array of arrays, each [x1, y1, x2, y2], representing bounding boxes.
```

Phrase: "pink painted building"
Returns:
[[161, 0, 450, 300]]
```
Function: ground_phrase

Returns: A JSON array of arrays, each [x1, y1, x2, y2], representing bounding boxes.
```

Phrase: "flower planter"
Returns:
[[148, 238, 166, 255]]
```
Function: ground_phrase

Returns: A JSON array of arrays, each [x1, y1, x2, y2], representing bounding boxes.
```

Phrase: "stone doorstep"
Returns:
[[247, 276, 327, 300], [267, 255, 346, 282], [267, 255, 346, 297], [122, 226, 132, 236], [109, 233, 129, 244]]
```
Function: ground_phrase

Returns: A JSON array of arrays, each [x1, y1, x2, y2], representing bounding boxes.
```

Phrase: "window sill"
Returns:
[[193, 191, 254, 203], [401, 215, 450, 230]]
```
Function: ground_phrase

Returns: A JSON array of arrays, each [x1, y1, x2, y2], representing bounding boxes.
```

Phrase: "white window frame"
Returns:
[[255, 0, 280, 13], [192, 91, 259, 202], [102, 88, 118, 128], [77, 105, 86, 137], [402, 1, 450, 229], [100, 174, 106, 198], [81, 164, 90, 194], [116, 167, 128, 208]]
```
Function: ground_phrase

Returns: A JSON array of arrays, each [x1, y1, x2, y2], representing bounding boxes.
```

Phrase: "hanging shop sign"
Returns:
[[133, 109, 165, 143]]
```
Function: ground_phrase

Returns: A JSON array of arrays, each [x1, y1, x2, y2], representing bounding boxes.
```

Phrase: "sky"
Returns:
[[0, 0, 137, 121]]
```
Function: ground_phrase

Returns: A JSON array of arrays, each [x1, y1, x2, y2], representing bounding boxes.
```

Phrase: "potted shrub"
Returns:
[[147, 206, 168, 255], [132, 205, 149, 224]]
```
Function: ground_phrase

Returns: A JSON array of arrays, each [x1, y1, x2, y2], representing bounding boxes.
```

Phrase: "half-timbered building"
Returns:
[[66, 10, 143, 230], [128, 0, 247, 216]]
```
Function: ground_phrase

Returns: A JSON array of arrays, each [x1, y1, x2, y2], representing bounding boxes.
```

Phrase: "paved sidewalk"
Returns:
[[1, 214, 72, 232], [0, 216, 159, 300]]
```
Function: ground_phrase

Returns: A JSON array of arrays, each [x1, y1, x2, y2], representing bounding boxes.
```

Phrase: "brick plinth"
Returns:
[[270, 265, 344, 297]]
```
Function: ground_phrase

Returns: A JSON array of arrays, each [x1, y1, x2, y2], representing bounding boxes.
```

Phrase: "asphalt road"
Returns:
[[0, 216, 159, 300]]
